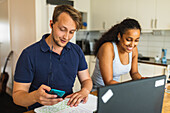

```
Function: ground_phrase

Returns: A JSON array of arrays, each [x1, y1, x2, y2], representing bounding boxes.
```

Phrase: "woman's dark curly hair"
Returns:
[[94, 18, 141, 56]]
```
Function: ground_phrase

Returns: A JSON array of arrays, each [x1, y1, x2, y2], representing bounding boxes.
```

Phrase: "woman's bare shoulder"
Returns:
[[98, 42, 114, 58]]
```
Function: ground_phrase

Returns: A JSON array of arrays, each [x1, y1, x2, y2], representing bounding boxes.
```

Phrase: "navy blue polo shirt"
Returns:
[[14, 34, 88, 110]]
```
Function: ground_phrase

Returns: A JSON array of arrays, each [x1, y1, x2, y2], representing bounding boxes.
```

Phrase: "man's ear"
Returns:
[[51, 23, 53, 28]]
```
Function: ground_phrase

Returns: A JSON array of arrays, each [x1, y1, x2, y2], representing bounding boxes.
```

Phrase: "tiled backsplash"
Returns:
[[76, 30, 170, 59], [138, 30, 170, 59], [76, 30, 101, 42]]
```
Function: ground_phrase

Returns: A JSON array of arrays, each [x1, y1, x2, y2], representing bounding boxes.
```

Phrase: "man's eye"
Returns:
[[60, 28, 65, 31], [70, 31, 75, 34]]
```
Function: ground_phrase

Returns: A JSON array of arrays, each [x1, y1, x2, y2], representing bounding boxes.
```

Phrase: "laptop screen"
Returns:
[[97, 75, 166, 113]]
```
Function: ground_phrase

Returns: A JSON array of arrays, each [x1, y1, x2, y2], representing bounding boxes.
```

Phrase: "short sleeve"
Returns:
[[14, 50, 34, 83], [78, 48, 88, 71]]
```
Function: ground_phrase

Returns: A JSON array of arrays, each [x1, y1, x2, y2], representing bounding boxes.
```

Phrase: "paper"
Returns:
[[102, 89, 113, 103], [34, 94, 97, 113], [155, 79, 165, 87]]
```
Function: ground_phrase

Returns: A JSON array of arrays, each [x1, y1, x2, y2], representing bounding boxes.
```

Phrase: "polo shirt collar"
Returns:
[[40, 34, 71, 52]]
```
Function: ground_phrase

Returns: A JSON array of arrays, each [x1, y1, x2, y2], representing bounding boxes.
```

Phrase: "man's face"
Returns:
[[119, 29, 140, 53], [51, 12, 76, 47]]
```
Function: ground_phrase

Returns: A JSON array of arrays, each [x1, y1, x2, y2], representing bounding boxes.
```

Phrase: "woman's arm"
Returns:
[[98, 42, 119, 85], [130, 47, 142, 80]]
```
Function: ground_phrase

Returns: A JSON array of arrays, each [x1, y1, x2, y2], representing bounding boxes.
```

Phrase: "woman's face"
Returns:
[[118, 29, 140, 53]]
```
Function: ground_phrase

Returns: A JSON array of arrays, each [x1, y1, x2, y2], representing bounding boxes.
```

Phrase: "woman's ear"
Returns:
[[118, 33, 121, 40]]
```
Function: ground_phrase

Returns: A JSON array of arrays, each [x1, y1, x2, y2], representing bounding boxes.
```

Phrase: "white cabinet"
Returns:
[[120, 73, 131, 82], [89, 55, 96, 76], [91, 0, 121, 30], [156, 0, 170, 29], [138, 0, 170, 30], [138, 63, 166, 77], [84, 55, 96, 76], [138, 63, 155, 77], [91, 0, 170, 30], [74, 0, 91, 30], [138, 63, 166, 78], [136, 0, 155, 30], [121, 63, 166, 82], [119, 0, 136, 21], [85, 55, 90, 70]]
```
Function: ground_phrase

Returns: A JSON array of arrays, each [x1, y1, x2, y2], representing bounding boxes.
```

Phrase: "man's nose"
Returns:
[[64, 32, 69, 40]]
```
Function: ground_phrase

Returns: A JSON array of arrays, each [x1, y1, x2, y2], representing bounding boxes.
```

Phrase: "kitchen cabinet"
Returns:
[[91, 0, 170, 30], [85, 55, 96, 76], [74, 0, 91, 30], [138, 0, 170, 30], [136, 0, 155, 30], [89, 55, 96, 76], [156, 0, 170, 29], [119, 0, 136, 21], [85, 55, 91, 70], [120, 63, 166, 82], [91, 0, 121, 30]]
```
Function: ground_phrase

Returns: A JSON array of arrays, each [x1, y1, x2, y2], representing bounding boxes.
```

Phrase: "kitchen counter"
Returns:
[[138, 57, 170, 66]]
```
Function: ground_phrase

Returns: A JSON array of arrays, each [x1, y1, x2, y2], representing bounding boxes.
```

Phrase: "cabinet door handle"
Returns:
[[155, 19, 157, 28], [151, 19, 154, 28]]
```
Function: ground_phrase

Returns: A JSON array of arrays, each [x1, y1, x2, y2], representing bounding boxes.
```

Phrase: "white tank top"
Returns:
[[92, 42, 132, 89]]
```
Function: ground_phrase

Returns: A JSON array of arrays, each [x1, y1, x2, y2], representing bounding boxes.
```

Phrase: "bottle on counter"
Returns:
[[161, 48, 167, 64]]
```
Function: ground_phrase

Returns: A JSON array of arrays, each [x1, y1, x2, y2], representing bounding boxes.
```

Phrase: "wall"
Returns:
[[0, 0, 11, 90], [35, 0, 49, 41], [138, 31, 170, 59], [2, 0, 36, 93]]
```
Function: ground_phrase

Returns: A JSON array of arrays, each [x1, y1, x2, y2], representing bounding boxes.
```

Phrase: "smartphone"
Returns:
[[49, 89, 65, 97]]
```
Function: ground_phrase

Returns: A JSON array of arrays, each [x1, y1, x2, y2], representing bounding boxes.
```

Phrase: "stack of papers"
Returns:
[[34, 94, 97, 113]]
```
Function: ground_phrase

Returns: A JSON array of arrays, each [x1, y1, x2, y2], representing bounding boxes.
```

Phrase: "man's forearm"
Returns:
[[81, 79, 93, 93], [13, 90, 37, 107]]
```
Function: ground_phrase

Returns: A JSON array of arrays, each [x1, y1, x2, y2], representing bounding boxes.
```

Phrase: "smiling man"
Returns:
[[12, 5, 92, 111]]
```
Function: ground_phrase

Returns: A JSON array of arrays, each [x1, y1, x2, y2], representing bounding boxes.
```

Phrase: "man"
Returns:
[[12, 5, 92, 110]]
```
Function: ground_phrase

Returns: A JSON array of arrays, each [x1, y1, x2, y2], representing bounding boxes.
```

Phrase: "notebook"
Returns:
[[97, 75, 166, 113]]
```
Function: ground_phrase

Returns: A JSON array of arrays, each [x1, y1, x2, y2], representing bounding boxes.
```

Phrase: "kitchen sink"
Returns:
[[138, 57, 150, 61]]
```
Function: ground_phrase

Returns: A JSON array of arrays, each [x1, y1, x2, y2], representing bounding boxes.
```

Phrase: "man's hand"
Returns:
[[34, 84, 63, 105], [65, 88, 90, 107]]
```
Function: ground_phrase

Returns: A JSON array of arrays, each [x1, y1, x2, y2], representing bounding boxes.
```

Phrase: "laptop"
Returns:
[[97, 75, 166, 113]]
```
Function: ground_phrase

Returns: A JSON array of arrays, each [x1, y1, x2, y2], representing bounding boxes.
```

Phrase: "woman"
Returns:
[[91, 18, 145, 90]]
